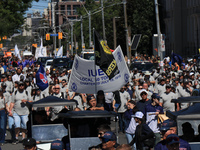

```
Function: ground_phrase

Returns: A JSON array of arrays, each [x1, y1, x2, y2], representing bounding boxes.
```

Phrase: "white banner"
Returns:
[[57, 46, 63, 57], [68, 46, 130, 94], [14, 44, 21, 60], [35, 47, 47, 59]]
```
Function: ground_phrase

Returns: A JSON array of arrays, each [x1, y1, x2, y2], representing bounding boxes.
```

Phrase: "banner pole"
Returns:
[[93, 28, 97, 94]]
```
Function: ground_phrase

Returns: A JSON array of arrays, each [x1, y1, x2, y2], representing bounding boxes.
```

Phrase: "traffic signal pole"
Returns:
[[52, 2, 57, 55]]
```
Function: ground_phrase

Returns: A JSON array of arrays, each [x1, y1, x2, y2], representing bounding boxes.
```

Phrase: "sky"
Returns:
[[26, 0, 49, 16]]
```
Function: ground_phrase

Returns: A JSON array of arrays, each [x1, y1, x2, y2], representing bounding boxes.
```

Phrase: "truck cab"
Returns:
[[81, 49, 94, 60]]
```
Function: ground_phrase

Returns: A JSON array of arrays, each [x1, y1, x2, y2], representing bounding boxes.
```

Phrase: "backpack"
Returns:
[[15, 90, 28, 97]]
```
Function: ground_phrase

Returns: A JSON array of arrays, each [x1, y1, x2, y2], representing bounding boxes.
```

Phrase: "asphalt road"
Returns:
[[1, 120, 127, 150]]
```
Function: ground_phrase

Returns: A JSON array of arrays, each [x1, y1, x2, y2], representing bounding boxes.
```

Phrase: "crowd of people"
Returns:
[[0, 53, 199, 150]]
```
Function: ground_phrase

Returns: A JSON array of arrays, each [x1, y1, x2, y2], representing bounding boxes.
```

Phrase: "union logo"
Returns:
[[39, 73, 48, 84]]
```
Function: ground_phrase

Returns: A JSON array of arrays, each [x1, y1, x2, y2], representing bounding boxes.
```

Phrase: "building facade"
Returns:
[[163, 0, 200, 57]]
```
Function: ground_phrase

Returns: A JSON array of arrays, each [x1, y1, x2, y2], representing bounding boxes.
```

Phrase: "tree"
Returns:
[[0, 0, 39, 37]]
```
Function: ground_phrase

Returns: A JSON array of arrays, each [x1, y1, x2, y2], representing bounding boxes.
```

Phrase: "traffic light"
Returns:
[[69, 45, 71, 50], [2, 36, 7, 40], [0, 43, 3, 48], [32, 44, 37, 48], [58, 32, 62, 39], [46, 34, 50, 40]]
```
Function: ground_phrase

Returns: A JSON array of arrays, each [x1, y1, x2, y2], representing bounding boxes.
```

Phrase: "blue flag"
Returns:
[[36, 64, 48, 91], [171, 52, 183, 65]]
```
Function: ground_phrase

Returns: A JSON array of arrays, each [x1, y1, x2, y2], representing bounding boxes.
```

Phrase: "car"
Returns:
[[52, 57, 73, 70], [37, 57, 53, 67], [45, 59, 53, 71], [129, 61, 158, 72]]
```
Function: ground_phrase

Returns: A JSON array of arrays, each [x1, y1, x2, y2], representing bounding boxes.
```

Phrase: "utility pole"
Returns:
[[71, 22, 73, 55], [101, 0, 106, 40], [123, 0, 130, 65], [155, 0, 163, 60], [52, 2, 57, 55], [81, 16, 83, 52], [59, 25, 61, 48], [113, 17, 117, 49], [89, 11, 92, 47]]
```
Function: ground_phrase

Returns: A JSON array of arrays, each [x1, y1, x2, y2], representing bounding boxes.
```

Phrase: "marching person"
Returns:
[[9, 81, 32, 143]]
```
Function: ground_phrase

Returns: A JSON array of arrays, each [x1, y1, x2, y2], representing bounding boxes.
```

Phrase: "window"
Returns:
[[67, 5, 71, 15]]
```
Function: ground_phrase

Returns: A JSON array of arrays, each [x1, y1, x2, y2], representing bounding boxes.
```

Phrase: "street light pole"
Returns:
[[89, 11, 92, 47], [71, 22, 73, 56], [81, 16, 83, 52], [52, 2, 57, 55], [123, 0, 130, 65], [101, 0, 106, 40], [154, 0, 162, 60]]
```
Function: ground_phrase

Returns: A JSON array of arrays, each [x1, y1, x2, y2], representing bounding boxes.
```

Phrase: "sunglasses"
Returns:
[[138, 88, 143, 90], [55, 88, 60, 89], [19, 84, 24, 86], [141, 93, 147, 95], [166, 136, 179, 143]]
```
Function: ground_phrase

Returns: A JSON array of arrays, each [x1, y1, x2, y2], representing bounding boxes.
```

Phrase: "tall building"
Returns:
[[162, 0, 200, 57]]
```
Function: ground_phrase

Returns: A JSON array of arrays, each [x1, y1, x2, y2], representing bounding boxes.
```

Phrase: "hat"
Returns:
[[166, 84, 171, 88], [133, 111, 144, 119], [166, 134, 179, 145], [160, 77, 165, 81], [102, 131, 117, 142], [87, 95, 96, 102], [1, 82, 6, 87], [183, 79, 189, 83], [25, 78, 30, 82], [23, 138, 36, 147], [1, 74, 6, 78], [140, 89, 148, 96], [152, 93, 160, 99], [49, 81, 55, 85], [144, 71, 151, 76], [160, 119, 177, 131], [50, 140, 64, 150], [18, 81, 24, 85], [190, 72, 194, 76]]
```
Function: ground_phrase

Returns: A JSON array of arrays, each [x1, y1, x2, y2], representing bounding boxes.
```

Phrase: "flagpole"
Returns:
[[93, 28, 97, 94]]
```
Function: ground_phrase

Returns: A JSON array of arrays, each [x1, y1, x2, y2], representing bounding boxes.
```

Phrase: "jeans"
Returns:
[[118, 113, 125, 132], [13, 113, 28, 129], [8, 116, 16, 140], [126, 133, 136, 149], [0, 109, 6, 143]]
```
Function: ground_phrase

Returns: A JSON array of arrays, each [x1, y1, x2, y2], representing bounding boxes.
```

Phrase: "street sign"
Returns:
[[50, 34, 58, 36]]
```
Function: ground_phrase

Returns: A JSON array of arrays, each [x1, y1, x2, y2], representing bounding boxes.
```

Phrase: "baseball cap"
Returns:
[[87, 95, 96, 102], [102, 131, 117, 143], [166, 134, 179, 145], [133, 111, 144, 119], [51, 140, 64, 150], [18, 81, 24, 85], [140, 89, 148, 95], [166, 84, 171, 88], [23, 138, 36, 147], [151, 93, 160, 100], [160, 119, 177, 131], [190, 72, 194, 76]]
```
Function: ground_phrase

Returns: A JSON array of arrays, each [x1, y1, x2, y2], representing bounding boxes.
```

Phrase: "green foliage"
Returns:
[[0, 0, 35, 37], [73, 0, 155, 56]]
